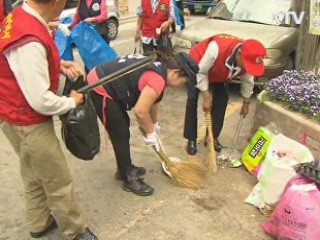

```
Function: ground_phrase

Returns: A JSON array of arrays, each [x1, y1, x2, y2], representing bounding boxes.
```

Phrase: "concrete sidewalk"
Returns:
[[0, 86, 272, 240]]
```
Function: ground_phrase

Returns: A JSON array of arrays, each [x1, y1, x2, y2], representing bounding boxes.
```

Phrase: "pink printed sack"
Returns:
[[261, 176, 320, 240]]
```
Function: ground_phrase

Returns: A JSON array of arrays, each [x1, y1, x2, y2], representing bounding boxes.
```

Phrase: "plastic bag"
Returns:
[[157, 33, 173, 54], [54, 17, 74, 61], [261, 175, 320, 240], [71, 22, 118, 71], [258, 134, 314, 206], [242, 127, 273, 173], [60, 77, 100, 160]]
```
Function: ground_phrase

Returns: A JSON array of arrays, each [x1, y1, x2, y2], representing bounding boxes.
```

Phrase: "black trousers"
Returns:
[[90, 91, 133, 181], [183, 82, 229, 141], [142, 42, 158, 53]]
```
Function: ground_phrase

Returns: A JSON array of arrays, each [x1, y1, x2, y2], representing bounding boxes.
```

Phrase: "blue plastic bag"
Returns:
[[71, 22, 118, 71], [54, 29, 74, 61]]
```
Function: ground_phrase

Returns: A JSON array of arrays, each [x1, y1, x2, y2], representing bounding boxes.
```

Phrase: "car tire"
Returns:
[[106, 18, 118, 41]]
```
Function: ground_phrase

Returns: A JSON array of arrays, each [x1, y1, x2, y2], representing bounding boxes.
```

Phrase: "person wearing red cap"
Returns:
[[184, 34, 266, 155], [0, 0, 12, 22]]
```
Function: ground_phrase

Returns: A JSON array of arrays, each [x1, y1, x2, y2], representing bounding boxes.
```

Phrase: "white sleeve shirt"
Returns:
[[196, 41, 219, 91], [195, 41, 254, 98], [4, 42, 76, 116]]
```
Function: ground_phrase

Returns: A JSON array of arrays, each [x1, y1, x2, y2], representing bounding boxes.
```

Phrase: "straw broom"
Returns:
[[140, 128, 207, 189], [205, 112, 218, 174]]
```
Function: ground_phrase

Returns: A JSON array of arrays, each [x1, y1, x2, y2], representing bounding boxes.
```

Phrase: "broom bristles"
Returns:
[[170, 159, 207, 189]]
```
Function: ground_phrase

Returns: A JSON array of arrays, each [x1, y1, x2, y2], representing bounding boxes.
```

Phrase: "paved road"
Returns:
[[0, 16, 270, 240]]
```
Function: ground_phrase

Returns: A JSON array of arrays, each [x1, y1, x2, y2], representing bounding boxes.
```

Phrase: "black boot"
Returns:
[[214, 140, 224, 153], [115, 165, 146, 180], [122, 173, 154, 196], [186, 140, 197, 155], [74, 228, 99, 240]]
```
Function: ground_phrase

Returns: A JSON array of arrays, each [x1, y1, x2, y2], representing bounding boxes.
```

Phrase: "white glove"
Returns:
[[58, 24, 71, 36], [154, 122, 161, 135], [143, 131, 160, 152]]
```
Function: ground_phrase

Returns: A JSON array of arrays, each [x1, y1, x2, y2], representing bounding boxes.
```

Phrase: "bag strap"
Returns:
[[77, 54, 157, 94], [134, 40, 143, 54]]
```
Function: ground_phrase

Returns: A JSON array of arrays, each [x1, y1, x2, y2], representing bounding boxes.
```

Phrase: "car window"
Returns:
[[209, 0, 294, 26]]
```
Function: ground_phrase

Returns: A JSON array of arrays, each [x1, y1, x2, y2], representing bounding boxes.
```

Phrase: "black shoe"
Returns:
[[74, 228, 99, 240], [30, 219, 57, 238], [115, 165, 146, 181], [122, 176, 154, 196], [214, 140, 224, 153], [186, 140, 197, 155]]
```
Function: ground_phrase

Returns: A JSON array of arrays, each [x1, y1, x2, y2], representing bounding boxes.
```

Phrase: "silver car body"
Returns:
[[174, 0, 301, 84]]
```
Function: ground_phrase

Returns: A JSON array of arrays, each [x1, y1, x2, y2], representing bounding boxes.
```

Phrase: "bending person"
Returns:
[[87, 52, 199, 196]]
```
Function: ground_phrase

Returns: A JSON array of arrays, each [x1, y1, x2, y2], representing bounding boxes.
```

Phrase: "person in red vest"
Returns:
[[0, 0, 99, 239], [135, 0, 176, 53], [184, 34, 266, 155], [0, 0, 12, 22]]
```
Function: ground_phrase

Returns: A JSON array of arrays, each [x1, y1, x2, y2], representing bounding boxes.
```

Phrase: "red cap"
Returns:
[[241, 39, 266, 77]]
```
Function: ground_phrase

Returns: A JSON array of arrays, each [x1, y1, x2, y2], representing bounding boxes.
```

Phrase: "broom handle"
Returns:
[[77, 54, 157, 94], [205, 112, 217, 172], [138, 127, 175, 169]]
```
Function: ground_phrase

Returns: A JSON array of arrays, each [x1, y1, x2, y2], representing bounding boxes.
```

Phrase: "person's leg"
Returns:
[[183, 83, 200, 155], [89, 92, 132, 178], [25, 121, 88, 239], [2, 120, 88, 239], [89, 92, 153, 196], [177, 1, 185, 30], [211, 82, 229, 140], [0, 121, 54, 234], [142, 42, 156, 54]]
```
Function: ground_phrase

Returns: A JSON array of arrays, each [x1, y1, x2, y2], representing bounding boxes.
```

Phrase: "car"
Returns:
[[174, 0, 301, 85], [183, 0, 221, 14], [12, 0, 120, 41], [61, 0, 120, 41]]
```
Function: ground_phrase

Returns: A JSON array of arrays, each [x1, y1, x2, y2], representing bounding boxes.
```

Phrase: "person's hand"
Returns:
[[135, 30, 141, 42], [58, 24, 71, 36], [143, 131, 160, 152], [202, 95, 212, 112], [240, 101, 250, 117], [85, 17, 96, 23], [160, 20, 171, 32], [48, 21, 59, 30], [154, 122, 161, 135], [70, 90, 84, 106], [60, 61, 84, 79]]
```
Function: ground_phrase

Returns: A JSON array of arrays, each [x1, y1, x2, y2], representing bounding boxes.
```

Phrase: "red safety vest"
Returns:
[[190, 35, 246, 83], [141, 0, 170, 38], [0, 6, 60, 126]]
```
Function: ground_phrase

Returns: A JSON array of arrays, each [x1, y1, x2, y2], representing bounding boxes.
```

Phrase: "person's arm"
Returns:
[[4, 42, 81, 116], [70, 0, 81, 28], [150, 103, 158, 124], [160, 0, 176, 31], [134, 86, 160, 134], [135, 16, 142, 42], [197, 41, 219, 111], [239, 73, 254, 117], [94, 0, 108, 23], [135, 70, 165, 134]]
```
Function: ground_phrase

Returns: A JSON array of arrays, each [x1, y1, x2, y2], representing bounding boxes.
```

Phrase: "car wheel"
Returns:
[[106, 18, 118, 41]]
